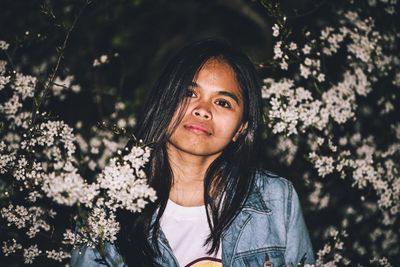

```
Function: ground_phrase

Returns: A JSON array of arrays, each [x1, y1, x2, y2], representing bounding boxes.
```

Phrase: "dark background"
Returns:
[[1, 0, 399, 266]]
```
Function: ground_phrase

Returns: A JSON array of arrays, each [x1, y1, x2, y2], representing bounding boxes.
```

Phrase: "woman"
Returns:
[[71, 39, 315, 267]]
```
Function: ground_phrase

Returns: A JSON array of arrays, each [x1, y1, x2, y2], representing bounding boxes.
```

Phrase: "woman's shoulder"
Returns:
[[253, 169, 295, 195]]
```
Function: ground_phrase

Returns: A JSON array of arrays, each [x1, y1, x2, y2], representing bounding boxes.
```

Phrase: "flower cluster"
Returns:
[[97, 146, 156, 212], [264, 2, 399, 265], [23, 245, 41, 264], [1, 204, 53, 238], [0, 41, 156, 264], [73, 101, 137, 175], [308, 132, 400, 215], [264, 6, 399, 213], [41, 169, 99, 207], [2, 239, 22, 257], [315, 229, 350, 266], [0, 69, 36, 125], [70, 145, 157, 247], [370, 256, 394, 267], [85, 207, 120, 246], [263, 68, 369, 136], [291, 228, 349, 267]]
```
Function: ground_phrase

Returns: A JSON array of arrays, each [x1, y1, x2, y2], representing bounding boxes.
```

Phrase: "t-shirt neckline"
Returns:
[[164, 199, 206, 220]]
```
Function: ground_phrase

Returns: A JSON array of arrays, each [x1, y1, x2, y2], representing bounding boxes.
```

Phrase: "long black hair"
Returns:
[[116, 39, 263, 266]]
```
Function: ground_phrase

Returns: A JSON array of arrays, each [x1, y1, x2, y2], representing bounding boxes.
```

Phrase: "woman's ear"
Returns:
[[232, 122, 248, 142]]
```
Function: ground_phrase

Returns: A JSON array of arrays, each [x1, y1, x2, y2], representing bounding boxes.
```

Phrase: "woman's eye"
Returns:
[[215, 99, 231, 108], [185, 90, 196, 98]]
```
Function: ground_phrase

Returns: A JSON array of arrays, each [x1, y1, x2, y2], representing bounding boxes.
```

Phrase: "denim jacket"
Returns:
[[70, 171, 315, 267]]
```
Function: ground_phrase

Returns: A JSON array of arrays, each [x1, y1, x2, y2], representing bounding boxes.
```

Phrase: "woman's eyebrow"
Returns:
[[188, 81, 198, 88], [189, 82, 241, 104], [217, 91, 240, 105]]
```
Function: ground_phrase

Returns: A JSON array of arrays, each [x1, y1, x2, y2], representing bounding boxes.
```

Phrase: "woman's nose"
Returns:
[[192, 103, 212, 120]]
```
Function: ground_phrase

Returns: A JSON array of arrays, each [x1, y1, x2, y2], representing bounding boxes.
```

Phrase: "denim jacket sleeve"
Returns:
[[284, 181, 315, 265], [70, 243, 126, 267]]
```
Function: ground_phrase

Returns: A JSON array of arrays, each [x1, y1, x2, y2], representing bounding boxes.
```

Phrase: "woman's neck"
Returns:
[[167, 144, 220, 207]]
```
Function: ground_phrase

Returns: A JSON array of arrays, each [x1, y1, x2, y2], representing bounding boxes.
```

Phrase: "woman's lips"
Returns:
[[183, 124, 212, 135]]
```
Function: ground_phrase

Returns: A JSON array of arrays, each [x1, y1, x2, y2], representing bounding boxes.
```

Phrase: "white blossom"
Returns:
[[315, 229, 349, 266], [308, 181, 330, 210], [0, 60, 7, 74], [273, 41, 283, 59], [2, 239, 22, 256], [28, 120, 76, 159], [0, 94, 22, 115], [309, 152, 335, 177], [393, 72, 400, 87], [370, 256, 394, 267], [279, 60, 288, 70], [23, 245, 41, 264], [115, 101, 126, 110], [272, 23, 280, 37], [0, 75, 10, 90], [12, 73, 36, 100], [300, 64, 311, 79], [12, 111, 32, 129], [86, 207, 120, 245], [0, 40, 10, 50], [27, 190, 43, 202], [1, 204, 51, 238], [0, 60, 10, 89], [302, 44, 311, 54], [128, 116, 136, 127], [317, 73, 325, 82], [45, 249, 70, 262], [272, 135, 298, 165], [117, 118, 127, 128], [63, 229, 82, 246], [0, 141, 16, 174], [93, 54, 109, 67], [42, 170, 99, 207], [289, 42, 298, 51]]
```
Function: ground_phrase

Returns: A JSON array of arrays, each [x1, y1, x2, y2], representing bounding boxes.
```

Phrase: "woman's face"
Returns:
[[167, 59, 246, 158]]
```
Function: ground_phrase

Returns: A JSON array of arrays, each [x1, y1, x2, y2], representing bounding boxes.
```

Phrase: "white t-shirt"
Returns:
[[159, 199, 222, 267]]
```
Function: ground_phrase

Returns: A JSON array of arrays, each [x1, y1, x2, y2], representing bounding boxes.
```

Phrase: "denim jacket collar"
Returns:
[[241, 182, 272, 215]]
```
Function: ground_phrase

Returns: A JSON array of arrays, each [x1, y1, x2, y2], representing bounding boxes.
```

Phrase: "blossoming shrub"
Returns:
[[0, 40, 156, 265], [261, 0, 399, 265]]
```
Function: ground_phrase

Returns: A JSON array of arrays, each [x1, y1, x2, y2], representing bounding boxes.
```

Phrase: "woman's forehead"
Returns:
[[194, 60, 241, 94]]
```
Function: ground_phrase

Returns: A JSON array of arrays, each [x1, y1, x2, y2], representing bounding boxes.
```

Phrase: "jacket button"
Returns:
[[264, 261, 273, 267]]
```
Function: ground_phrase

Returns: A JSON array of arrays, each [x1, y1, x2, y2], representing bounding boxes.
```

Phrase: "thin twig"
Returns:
[[288, 0, 328, 20], [4, 50, 16, 72], [30, 0, 92, 128]]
